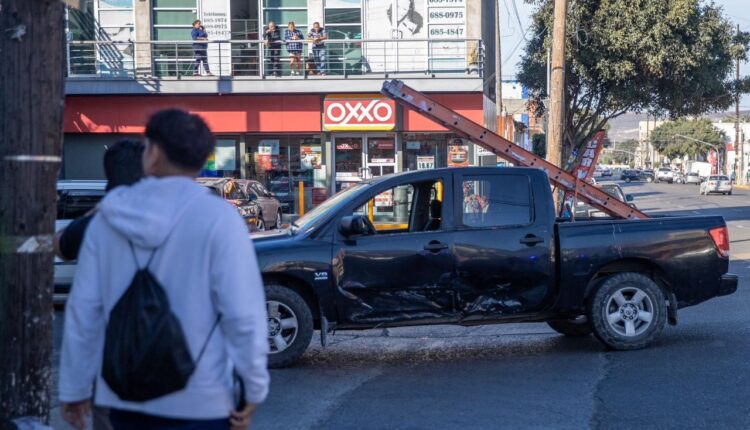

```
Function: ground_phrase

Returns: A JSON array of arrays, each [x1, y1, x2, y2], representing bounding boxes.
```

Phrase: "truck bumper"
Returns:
[[719, 274, 738, 296]]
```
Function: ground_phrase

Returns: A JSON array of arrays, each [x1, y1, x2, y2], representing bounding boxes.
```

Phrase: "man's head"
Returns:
[[268, 21, 276, 29], [193, 20, 201, 28], [143, 109, 215, 178], [288, 21, 296, 30], [313, 22, 321, 30], [103, 140, 145, 191]]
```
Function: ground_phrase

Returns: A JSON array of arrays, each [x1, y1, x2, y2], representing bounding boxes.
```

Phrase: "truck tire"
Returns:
[[587, 273, 667, 351], [265, 284, 314, 368], [547, 317, 592, 337]]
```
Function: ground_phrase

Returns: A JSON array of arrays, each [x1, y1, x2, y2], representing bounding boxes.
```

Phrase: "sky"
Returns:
[[500, 0, 750, 110]]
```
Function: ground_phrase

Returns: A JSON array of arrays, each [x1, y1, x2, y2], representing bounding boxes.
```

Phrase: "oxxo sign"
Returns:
[[323, 95, 396, 131]]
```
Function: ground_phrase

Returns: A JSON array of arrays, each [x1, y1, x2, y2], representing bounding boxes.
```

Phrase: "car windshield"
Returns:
[[293, 183, 370, 232], [688, 173, 698, 176]]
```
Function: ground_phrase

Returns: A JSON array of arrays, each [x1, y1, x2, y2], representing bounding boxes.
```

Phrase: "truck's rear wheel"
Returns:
[[547, 317, 592, 337], [266, 284, 314, 368], [588, 273, 667, 350]]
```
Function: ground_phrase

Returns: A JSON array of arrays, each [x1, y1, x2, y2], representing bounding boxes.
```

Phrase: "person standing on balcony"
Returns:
[[285, 22, 304, 76], [191, 20, 213, 76], [263, 21, 282, 78], [307, 22, 327, 76]]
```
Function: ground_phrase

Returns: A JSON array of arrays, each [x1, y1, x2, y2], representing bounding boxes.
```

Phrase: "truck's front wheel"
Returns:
[[265, 284, 314, 368], [547, 317, 592, 337], [588, 273, 667, 350]]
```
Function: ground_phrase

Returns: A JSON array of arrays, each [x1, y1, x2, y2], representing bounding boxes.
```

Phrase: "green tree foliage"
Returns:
[[532, 133, 547, 158], [519, 0, 749, 167], [603, 139, 638, 164], [650, 118, 726, 159]]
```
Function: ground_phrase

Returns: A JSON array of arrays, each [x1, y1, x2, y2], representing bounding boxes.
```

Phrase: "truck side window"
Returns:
[[352, 184, 415, 234], [462, 175, 531, 227]]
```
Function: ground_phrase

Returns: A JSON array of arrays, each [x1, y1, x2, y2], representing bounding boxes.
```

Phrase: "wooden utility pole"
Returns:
[[495, 0, 502, 118], [547, 0, 567, 208], [736, 24, 743, 184], [0, 0, 66, 425]]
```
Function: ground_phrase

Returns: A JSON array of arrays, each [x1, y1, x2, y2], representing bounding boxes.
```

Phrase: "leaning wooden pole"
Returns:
[[0, 0, 66, 425]]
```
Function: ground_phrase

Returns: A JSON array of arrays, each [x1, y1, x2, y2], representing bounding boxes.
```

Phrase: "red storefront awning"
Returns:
[[64, 95, 323, 134]]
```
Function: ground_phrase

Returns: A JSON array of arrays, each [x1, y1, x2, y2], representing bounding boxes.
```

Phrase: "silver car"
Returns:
[[700, 175, 732, 195], [685, 172, 702, 185], [55, 180, 107, 304]]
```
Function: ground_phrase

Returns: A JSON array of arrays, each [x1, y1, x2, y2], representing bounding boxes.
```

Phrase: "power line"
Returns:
[[509, 0, 528, 41]]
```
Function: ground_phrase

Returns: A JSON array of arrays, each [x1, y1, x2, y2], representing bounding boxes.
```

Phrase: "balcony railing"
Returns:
[[65, 39, 484, 80]]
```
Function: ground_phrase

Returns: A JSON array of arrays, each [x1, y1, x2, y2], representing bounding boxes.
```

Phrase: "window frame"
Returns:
[[454, 173, 535, 231]]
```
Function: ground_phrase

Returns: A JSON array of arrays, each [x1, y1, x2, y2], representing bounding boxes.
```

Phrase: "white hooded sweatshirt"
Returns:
[[59, 176, 270, 419]]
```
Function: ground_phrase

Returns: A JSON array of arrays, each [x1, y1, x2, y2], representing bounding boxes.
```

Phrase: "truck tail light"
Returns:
[[709, 226, 730, 258]]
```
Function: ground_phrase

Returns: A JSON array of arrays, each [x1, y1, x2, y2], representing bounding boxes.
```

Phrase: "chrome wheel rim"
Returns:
[[267, 300, 298, 353], [604, 287, 654, 337]]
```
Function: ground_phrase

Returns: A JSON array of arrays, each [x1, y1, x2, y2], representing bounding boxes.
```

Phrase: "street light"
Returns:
[[672, 134, 725, 175]]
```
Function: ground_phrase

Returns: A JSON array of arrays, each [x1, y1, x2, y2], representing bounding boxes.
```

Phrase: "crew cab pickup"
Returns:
[[254, 167, 737, 367]]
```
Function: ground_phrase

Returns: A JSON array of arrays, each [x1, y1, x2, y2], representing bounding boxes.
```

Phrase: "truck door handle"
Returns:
[[424, 241, 448, 252], [520, 234, 544, 246]]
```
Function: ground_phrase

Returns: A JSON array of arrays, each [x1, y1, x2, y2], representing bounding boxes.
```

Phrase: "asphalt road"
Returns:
[[49, 179, 750, 429]]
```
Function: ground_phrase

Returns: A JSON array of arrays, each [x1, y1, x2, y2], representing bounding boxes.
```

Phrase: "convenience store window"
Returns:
[[245, 135, 326, 215], [402, 133, 454, 172]]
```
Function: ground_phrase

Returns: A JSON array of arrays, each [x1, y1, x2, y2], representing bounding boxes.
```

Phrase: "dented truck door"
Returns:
[[332, 171, 458, 325], [453, 170, 554, 319]]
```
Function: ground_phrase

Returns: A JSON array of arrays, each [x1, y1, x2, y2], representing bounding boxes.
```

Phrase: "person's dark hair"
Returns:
[[193, 20, 201, 26], [144, 109, 215, 171], [103, 139, 145, 191]]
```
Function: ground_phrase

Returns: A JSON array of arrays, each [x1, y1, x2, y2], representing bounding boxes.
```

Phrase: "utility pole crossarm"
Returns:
[[381, 80, 648, 220]]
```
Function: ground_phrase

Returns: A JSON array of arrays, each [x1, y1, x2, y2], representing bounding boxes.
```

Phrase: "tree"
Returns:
[[0, 0, 65, 425], [650, 118, 726, 160], [605, 139, 638, 164], [519, 0, 749, 168], [532, 132, 547, 158]]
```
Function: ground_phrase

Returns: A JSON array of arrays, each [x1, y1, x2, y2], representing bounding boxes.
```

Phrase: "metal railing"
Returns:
[[65, 38, 484, 79]]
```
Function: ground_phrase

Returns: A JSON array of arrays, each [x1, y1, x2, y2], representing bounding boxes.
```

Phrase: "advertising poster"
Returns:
[[256, 139, 279, 171], [447, 138, 469, 167], [417, 156, 435, 170], [301, 145, 322, 171], [200, 0, 231, 76], [365, 0, 426, 73], [374, 189, 394, 207]]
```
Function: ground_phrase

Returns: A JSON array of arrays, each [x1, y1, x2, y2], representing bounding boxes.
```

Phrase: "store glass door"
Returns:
[[334, 135, 364, 192], [366, 135, 396, 177]]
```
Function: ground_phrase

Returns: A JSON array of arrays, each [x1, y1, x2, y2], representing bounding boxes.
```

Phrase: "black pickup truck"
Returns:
[[254, 167, 737, 367]]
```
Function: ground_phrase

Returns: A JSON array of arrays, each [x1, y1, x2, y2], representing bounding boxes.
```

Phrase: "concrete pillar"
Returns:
[[134, 0, 152, 76], [308, 0, 324, 27]]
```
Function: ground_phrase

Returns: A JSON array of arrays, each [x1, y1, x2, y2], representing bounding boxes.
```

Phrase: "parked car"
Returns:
[[253, 167, 737, 367], [655, 167, 674, 183], [54, 180, 107, 305], [673, 172, 686, 184], [237, 179, 283, 230], [686, 172, 702, 185], [620, 169, 642, 182], [601, 167, 613, 177], [641, 169, 655, 183], [700, 175, 732, 195], [574, 183, 635, 219], [197, 178, 267, 231]]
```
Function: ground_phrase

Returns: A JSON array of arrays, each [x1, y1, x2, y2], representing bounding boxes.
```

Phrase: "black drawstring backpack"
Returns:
[[101, 241, 220, 401]]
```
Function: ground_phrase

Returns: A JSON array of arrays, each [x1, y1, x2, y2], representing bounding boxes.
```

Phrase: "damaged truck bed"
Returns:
[[255, 167, 738, 368]]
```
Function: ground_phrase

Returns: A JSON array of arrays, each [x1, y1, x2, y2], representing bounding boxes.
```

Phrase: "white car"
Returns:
[[55, 180, 107, 304], [655, 167, 674, 183], [685, 172, 702, 185], [699, 175, 732, 195]]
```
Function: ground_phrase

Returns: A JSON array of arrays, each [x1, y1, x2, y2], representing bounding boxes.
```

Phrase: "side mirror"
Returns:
[[625, 194, 634, 202], [339, 215, 371, 237]]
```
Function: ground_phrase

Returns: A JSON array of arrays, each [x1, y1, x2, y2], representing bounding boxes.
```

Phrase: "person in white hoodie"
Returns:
[[59, 109, 269, 430]]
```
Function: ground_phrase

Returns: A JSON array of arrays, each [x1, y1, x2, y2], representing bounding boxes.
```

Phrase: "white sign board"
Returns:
[[201, 0, 231, 76]]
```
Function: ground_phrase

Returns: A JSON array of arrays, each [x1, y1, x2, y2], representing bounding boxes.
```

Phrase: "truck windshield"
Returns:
[[293, 183, 370, 232]]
